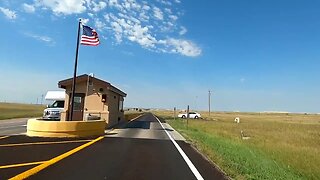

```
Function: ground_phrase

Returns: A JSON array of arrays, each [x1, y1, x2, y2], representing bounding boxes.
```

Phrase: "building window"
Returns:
[[119, 100, 123, 112], [73, 97, 82, 110]]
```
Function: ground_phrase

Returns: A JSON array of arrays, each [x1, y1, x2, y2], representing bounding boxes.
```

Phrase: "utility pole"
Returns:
[[208, 90, 211, 117], [187, 105, 189, 129], [195, 96, 198, 110], [41, 94, 44, 105], [173, 107, 176, 120]]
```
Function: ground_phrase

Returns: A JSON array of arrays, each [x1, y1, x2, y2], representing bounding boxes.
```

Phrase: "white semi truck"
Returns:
[[43, 91, 65, 120]]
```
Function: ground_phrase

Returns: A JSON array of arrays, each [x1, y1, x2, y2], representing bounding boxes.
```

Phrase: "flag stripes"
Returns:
[[81, 25, 100, 46]]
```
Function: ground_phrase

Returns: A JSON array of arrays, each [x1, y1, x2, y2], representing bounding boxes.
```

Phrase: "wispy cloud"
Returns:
[[153, 7, 163, 20], [161, 38, 202, 57], [81, 18, 89, 25], [0, 7, 17, 20], [22, 3, 35, 13], [18, 0, 202, 57], [91, 1, 107, 12], [24, 33, 55, 45], [179, 26, 187, 35], [34, 0, 86, 15]]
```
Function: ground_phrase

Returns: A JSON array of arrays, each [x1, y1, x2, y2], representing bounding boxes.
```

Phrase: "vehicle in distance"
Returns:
[[43, 91, 65, 120], [178, 112, 201, 119]]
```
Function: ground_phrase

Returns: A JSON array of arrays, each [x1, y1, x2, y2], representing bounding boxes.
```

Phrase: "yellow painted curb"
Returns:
[[27, 119, 106, 138], [10, 136, 104, 180]]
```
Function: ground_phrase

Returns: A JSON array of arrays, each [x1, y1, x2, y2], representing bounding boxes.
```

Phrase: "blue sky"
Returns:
[[0, 0, 319, 112]]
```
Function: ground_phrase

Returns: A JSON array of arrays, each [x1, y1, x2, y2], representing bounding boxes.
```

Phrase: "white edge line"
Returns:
[[152, 114, 204, 180]]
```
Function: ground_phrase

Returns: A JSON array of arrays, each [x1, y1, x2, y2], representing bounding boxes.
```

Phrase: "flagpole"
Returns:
[[69, 19, 82, 121]]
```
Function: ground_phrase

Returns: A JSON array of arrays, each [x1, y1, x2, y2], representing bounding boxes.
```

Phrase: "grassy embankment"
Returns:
[[153, 110, 320, 180], [0, 103, 44, 120]]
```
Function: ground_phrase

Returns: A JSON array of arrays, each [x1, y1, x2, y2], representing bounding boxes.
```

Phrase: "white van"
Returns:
[[43, 91, 65, 120]]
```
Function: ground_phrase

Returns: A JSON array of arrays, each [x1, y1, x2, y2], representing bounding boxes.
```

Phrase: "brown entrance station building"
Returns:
[[58, 74, 126, 127]]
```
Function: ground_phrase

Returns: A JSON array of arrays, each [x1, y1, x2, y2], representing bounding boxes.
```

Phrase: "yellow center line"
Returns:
[[0, 161, 47, 169], [9, 136, 104, 180], [129, 114, 144, 122], [0, 136, 9, 140], [0, 139, 92, 147]]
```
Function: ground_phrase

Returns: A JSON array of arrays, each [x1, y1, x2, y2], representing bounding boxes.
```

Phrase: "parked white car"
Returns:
[[178, 112, 201, 119]]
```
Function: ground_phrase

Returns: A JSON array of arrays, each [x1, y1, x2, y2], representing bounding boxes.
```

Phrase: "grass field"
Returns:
[[153, 110, 320, 180], [0, 103, 44, 120]]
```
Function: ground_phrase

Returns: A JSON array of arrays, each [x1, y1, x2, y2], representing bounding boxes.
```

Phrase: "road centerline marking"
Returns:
[[0, 161, 47, 169], [129, 113, 144, 122], [0, 139, 92, 147], [152, 114, 204, 180], [9, 136, 104, 180]]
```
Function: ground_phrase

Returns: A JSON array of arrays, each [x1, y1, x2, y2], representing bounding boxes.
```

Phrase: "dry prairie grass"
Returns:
[[153, 110, 320, 179], [0, 103, 44, 120]]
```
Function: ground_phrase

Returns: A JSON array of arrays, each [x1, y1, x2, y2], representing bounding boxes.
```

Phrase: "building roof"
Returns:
[[58, 74, 127, 97]]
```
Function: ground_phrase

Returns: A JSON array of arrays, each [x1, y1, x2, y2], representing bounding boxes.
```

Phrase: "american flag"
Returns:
[[81, 25, 100, 46]]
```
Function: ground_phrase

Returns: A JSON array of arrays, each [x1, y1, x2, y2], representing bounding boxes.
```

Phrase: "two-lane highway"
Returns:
[[27, 113, 226, 180], [0, 114, 226, 179], [0, 118, 28, 136]]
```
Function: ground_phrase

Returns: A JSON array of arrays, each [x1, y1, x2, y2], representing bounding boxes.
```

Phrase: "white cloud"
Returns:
[[94, 18, 106, 31], [108, 0, 123, 10], [24, 33, 55, 45], [111, 21, 123, 43], [164, 8, 172, 14], [22, 3, 35, 13], [128, 24, 157, 48], [169, 15, 178, 21], [142, 4, 150, 11], [21, 0, 202, 57], [179, 26, 187, 35], [0, 7, 17, 20], [35, 0, 87, 15], [109, 14, 156, 47], [157, 0, 172, 6], [92, 1, 107, 12], [88, 12, 94, 17], [153, 7, 163, 20], [103, 13, 110, 21], [139, 11, 149, 21], [81, 18, 89, 25], [164, 38, 202, 57]]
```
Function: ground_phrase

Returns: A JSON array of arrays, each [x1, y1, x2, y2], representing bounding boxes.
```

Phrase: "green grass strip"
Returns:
[[169, 120, 304, 180]]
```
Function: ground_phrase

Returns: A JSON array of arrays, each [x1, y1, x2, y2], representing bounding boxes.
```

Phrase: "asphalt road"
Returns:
[[0, 113, 227, 180], [0, 118, 28, 136]]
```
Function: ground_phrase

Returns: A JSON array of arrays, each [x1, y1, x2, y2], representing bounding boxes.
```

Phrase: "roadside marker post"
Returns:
[[174, 107, 176, 120]]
